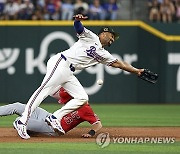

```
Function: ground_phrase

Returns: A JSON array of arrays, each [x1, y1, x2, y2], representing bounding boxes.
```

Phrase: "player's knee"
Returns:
[[78, 93, 88, 102], [79, 98, 88, 105], [81, 95, 89, 104]]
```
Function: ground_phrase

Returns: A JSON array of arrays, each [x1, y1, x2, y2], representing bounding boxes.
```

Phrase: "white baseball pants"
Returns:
[[20, 53, 88, 125]]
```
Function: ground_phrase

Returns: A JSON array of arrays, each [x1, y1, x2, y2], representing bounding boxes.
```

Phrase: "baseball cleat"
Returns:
[[45, 115, 65, 135], [13, 120, 30, 139]]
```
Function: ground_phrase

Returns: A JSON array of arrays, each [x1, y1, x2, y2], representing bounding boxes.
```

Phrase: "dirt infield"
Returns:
[[0, 127, 180, 142]]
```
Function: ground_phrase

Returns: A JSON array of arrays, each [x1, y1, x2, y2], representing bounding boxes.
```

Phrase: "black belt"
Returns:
[[61, 54, 75, 72]]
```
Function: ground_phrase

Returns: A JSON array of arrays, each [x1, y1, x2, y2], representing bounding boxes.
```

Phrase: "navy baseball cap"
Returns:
[[98, 27, 119, 40]]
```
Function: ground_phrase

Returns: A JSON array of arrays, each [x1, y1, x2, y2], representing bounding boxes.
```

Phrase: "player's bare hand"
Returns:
[[82, 133, 92, 138], [73, 14, 88, 21], [137, 69, 144, 76]]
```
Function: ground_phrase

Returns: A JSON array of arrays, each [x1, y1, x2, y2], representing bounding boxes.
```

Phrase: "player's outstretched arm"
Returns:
[[82, 121, 102, 138], [111, 60, 144, 76], [73, 14, 88, 34]]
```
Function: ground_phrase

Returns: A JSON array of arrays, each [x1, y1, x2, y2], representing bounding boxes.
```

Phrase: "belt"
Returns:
[[61, 54, 75, 72]]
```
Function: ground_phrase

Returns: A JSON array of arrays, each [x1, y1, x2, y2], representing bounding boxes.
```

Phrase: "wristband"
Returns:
[[88, 129, 95, 136], [74, 20, 84, 34]]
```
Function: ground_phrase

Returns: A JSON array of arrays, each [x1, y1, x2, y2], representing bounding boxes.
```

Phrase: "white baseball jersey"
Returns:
[[18, 26, 117, 133], [62, 28, 118, 70]]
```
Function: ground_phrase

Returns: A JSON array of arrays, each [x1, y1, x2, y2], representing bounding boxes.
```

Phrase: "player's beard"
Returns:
[[104, 37, 112, 47], [108, 41, 113, 47]]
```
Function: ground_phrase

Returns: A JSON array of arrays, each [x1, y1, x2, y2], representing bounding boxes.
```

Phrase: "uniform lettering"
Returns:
[[85, 46, 106, 62], [64, 111, 80, 124]]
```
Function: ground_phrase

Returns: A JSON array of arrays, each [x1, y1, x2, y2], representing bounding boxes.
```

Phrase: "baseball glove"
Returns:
[[138, 69, 158, 84]]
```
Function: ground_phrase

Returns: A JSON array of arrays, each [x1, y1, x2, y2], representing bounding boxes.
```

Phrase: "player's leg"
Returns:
[[25, 106, 56, 137], [53, 75, 88, 120], [0, 102, 25, 116], [20, 85, 55, 124], [45, 75, 88, 134], [14, 55, 70, 139], [0, 102, 50, 119], [12, 101, 54, 138], [13, 85, 56, 139], [30, 105, 51, 121], [19, 55, 70, 125], [27, 118, 57, 136], [14, 107, 56, 137]]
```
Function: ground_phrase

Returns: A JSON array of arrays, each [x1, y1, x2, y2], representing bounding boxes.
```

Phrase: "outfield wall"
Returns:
[[0, 21, 180, 103]]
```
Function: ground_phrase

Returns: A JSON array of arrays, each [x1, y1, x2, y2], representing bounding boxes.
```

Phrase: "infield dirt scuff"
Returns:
[[0, 127, 179, 142]]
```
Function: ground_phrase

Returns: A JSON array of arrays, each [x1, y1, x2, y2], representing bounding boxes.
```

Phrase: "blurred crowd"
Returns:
[[1, 0, 180, 22], [148, 0, 180, 22], [0, 0, 119, 20]]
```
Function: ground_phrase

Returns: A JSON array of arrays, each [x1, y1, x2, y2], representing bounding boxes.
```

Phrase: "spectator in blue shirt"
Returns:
[[61, 0, 74, 20], [89, 0, 105, 20], [103, 0, 118, 20], [46, 0, 56, 15], [0, 0, 6, 19]]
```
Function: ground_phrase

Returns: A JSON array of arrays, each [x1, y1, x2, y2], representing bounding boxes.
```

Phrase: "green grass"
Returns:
[[0, 142, 180, 154], [92, 104, 180, 127], [1, 104, 179, 127], [0, 104, 180, 153]]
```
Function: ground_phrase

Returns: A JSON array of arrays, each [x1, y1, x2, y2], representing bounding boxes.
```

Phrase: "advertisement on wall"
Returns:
[[0, 22, 179, 103]]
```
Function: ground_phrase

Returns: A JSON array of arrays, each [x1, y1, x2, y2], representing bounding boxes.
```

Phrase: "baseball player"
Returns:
[[0, 87, 102, 138], [14, 14, 144, 139]]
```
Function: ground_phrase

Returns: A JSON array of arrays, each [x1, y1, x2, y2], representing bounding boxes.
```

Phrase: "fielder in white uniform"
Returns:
[[14, 14, 144, 139]]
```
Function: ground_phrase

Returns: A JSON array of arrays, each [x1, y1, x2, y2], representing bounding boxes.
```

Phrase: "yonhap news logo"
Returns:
[[96, 133, 110, 148], [96, 133, 175, 148]]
